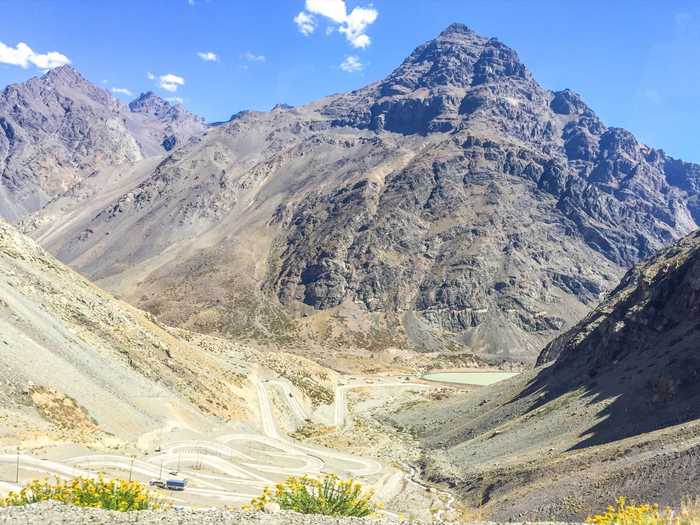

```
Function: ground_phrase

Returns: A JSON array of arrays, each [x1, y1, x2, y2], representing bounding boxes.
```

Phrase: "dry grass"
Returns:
[[451, 503, 486, 523]]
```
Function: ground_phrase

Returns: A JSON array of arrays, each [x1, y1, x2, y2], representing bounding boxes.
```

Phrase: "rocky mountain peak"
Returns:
[[0, 66, 145, 220], [2, 63, 109, 107], [124, 91, 205, 153], [41, 64, 85, 85], [391, 23, 530, 89], [550, 89, 593, 116], [379, 24, 495, 93], [129, 91, 174, 117], [0, 66, 209, 220], [438, 22, 477, 37], [129, 91, 203, 124], [322, 23, 536, 134]]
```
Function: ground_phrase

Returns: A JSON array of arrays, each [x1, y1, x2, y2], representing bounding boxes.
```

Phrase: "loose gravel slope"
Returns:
[[0, 502, 583, 525]]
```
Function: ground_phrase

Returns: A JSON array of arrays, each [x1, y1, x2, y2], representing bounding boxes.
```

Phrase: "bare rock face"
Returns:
[[17, 25, 700, 362], [0, 67, 205, 221]]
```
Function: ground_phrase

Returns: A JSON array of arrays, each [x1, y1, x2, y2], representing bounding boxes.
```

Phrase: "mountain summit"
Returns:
[[17, 24, 700, 363], [126, 91, 205, 153], [322, 23, 532, 134]]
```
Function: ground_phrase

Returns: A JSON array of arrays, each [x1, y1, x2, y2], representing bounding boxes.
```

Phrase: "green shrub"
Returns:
[[246, 474, 377, 517], [586, 496, 700, 525], [0, 475, 165, 511]]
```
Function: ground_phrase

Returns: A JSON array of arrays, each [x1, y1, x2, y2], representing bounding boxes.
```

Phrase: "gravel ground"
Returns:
[[0, 502, 584, 524]]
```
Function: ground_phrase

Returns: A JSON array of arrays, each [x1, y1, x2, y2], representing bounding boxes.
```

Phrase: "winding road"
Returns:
[[0, 374, 453, 516], [250, 378, 383, 477]]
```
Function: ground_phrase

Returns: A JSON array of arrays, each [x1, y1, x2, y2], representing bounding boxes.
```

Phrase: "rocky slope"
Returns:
[[0, 502, 584, 525], [0, 66, 204, 221], [0, 504, 370, 525], [0, 218, 334, 446], [386, 230, 700, 520], [20, 24, 700, 362]]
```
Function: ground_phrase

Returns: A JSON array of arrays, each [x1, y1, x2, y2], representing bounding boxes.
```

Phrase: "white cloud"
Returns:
[[197, 51, 218, 62], [296, 0, 378, 48], [31, 50, 71, 69], [111, 87, 132, 96], [243, 51, 266, 62], [159, 73, 185, 92], [146, 72, 155, 80], [339, 55, 364, 73], [294, 11, 316, 36], [0, 41, 71, 69], [338, 6, 377, 48], [166, 96, 184, 104], [306, 0, 346, 22]]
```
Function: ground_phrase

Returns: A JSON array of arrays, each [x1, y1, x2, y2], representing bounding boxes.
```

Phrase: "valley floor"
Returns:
[[0, 369, 492, 521]]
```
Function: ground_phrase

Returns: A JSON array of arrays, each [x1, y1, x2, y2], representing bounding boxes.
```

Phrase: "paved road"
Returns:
[[249, 379, 383, 477], [0, 380, 384, 505], [0, 455, 93, 480]]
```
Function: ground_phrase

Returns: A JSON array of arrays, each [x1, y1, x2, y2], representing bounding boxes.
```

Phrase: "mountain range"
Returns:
[[0, 66, 204, 221], [4, 23, 700, 365]]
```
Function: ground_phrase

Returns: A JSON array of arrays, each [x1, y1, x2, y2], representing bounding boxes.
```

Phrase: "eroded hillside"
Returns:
[[0, 219, 335, 446]]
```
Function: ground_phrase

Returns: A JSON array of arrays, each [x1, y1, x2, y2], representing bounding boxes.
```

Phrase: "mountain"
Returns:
[[127, 91, 206, 155], [387, 229, 700, 520], [19, 24, 700, 363], [0, 217, 335, 445], [0, 66, 205, 221]]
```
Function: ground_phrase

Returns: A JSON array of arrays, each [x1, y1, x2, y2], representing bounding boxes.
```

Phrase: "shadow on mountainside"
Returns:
[[509, 235, 700, 449]]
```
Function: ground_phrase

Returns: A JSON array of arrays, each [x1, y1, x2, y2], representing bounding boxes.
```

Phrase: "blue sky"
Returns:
[[1, 0, 699, 162]]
